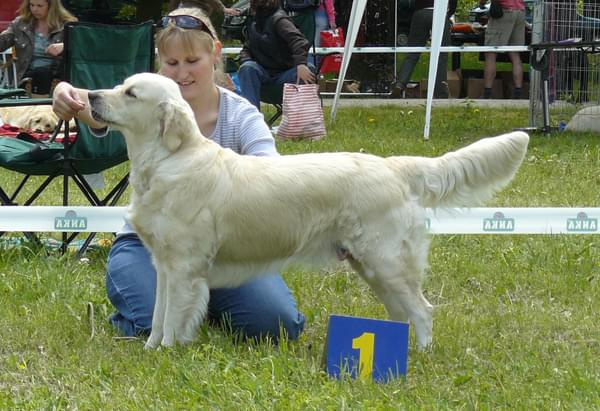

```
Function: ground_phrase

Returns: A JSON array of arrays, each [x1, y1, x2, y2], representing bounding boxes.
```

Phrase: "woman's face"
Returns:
[[159, 37, 218, 103], [29, 0, 49, 21]]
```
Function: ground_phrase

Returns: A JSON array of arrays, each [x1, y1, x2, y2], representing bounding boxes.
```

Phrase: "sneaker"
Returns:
[[513, 87, 522, 99], [390, 81, 406, 98]]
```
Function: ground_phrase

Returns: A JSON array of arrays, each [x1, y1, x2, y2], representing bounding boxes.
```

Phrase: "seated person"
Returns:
[[0, 0, 77, 95], [237, 0, 315, 109]]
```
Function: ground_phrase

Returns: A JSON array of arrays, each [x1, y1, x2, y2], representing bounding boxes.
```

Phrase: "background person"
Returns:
[[481, 0, 526, 99], [395, 0, 457, 98], [237, 0, 315, 109], [312, 0, 336, 67], [52, 8, 305, 343], [0, 0, 76, 95]]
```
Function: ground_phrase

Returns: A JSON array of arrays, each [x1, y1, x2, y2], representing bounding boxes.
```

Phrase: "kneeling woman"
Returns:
[[52, 8, 305, 342]]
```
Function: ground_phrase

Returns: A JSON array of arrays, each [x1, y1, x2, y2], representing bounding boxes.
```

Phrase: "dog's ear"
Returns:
[[158, 100, 191, 152]]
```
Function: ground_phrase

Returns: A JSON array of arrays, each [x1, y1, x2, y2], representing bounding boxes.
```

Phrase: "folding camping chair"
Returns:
[[0, 20, 155, 254], [0, 47, 28, 98]]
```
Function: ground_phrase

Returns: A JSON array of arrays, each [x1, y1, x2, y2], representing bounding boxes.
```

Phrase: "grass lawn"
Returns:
[[1, 105, 599, 409]]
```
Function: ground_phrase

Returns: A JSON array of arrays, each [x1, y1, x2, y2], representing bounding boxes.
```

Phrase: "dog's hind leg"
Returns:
[[162, 272, 210, 347], [145, 267, 167, 350]]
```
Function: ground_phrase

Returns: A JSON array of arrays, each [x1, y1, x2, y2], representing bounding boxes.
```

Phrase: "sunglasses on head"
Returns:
[[159, 15, 214, 39]]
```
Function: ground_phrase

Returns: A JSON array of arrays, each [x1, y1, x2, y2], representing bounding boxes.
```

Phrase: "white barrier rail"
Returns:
[[221, 46, 529, 55], [0, 207, 598, 235]]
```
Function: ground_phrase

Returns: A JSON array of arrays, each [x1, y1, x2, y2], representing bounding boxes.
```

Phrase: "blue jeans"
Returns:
[[106, 234, 305, 342], [238, 61, 307, 109], [312, 8, 329, 67]]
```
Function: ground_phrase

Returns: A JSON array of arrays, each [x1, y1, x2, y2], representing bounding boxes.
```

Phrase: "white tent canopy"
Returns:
[[330, 0, 450, 139]]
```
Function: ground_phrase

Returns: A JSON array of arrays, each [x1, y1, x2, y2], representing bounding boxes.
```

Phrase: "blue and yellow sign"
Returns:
[[325, 315, 409, 382]]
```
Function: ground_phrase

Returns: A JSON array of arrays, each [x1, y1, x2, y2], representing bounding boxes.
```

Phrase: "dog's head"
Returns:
[[25, 107, 60, 133], [88, 73, 197, 153]]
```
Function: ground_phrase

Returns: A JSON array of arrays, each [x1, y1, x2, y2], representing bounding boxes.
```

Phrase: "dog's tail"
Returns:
[[390, 131, 529, 208]]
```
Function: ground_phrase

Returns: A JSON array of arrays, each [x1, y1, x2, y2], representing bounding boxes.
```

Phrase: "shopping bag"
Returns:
[[319, 28, 344, 74], [277, 83, 326, 141]]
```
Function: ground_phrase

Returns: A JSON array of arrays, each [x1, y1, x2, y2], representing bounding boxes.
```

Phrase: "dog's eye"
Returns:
[[125, 88, 137, 98]]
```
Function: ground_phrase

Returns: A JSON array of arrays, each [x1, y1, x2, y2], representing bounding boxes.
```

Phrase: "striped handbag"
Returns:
[[277, 83, 326, 141]]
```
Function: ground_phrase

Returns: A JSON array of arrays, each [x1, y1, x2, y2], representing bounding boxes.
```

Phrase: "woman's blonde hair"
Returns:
[[156, 8, 225, 84], [18, 0, 77, 32], [156, 8, 219, 58]]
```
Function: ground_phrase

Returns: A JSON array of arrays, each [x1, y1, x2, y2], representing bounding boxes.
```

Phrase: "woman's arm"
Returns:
[[237, 103, 278, 157], [52, 81, 107, 129], [0, 20, 16, 52]]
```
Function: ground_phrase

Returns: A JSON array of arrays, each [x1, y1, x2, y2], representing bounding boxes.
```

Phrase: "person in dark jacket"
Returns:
[[237, 0, 315, 109], [395, 0, 457, 98], [0, 0, 77, 94]]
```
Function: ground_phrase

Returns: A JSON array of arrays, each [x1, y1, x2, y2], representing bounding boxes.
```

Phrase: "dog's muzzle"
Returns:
[[88, 91, 106, 123]]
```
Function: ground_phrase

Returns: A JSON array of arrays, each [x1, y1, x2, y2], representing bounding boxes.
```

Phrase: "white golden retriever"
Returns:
[[88, 73, 529, 350], [0, 105, 75, 133]]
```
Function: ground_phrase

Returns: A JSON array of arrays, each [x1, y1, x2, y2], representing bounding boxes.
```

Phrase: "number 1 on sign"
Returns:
[[352, 332, 375, 379]]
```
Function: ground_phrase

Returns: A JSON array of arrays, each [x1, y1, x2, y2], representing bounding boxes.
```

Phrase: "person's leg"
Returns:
[[508, 51, 523, 88], [483, 52, 498, 90], [483, 13, 510, 98], [106, 234, 156, 336], [208, 274, 305, 342], [106, 233, 305, 342], [313, 9, 329, 67], [506, 10, 526, 97], [396, 9, 431, 87], [238, 60, 271, 109], [433, 17, 452, 98]]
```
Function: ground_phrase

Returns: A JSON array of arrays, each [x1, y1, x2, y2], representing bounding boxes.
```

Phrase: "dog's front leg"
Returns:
[[161, 272, 210, 347], [145, 265, 167, 349]]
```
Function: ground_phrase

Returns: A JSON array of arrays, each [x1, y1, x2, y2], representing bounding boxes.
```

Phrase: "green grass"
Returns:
[[1, 105, 599, 409]]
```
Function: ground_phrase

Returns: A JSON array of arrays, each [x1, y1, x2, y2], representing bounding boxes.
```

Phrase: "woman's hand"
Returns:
[[224, 7, 241, 16], [46, 42, 64, 57], [52, 81, 85, 121], [296, 64, 316, 84]]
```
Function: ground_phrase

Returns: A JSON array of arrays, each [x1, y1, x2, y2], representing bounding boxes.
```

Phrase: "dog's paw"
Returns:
[[144, 332, 162, 350], [161, 334, 176, 348], [416, 337, 433, 352]]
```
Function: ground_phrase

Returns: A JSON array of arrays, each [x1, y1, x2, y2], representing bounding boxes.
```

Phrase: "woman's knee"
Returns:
[[238, 308, 305, 342], [277, 309, 306, 341], [209, 274, 305, 342]]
